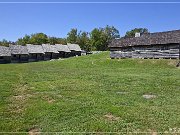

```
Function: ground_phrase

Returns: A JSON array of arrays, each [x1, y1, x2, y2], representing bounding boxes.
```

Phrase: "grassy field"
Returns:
[[0, 52, 180, 134]]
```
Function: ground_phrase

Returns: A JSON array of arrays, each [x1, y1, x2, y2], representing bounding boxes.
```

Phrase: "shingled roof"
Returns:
[[109, 30, 180, 48], [9, 45, 29, 55], [51, 45, 60, 54], [0, 46, 11, 56], [42, 44, 59, 53], [55, 44, 71, 52], [67, 43, 81, 51], [27, 44, 44, 54]]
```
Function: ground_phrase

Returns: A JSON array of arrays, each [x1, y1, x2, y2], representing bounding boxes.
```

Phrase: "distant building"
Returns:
[[0, 46, 11, 63], [109, 30, 180, 59], [81, 50, 87, 56], [50, 45, 60, 59], [42, 44, 59, 60], [0, 43, 83, 64], [55, 44, 71, 58], [9, 45, 29, 62], [67, 43, 82, 56], [27, 44, 44, 61]]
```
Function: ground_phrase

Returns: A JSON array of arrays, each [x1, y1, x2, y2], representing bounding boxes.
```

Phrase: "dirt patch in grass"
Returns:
[[143, 94, 157, 99], [116, 91, 128, 95], [13, 95, 24, 99], [151, 60, 157, 64], [13, 94, 32, 101], [28, 127, 40, 135], [138, 60, 144, 64], [147, 129, 158, 135], [8, 82, 32, 115], [168, 60, 178, 66], [104, 113, 120, 121], [43, 96, 55, 103]]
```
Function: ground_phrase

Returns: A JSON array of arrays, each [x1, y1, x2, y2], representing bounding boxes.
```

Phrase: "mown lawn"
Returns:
[[0, 52, 180, 134]]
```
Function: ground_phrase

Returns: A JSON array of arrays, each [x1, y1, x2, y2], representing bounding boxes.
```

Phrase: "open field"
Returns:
[[0, 52, 180, 133]]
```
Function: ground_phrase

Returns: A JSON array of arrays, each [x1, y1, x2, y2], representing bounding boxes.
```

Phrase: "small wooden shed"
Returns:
[[55, 44, 71, 58], [9, 45, 29, 63], [27, 44, 44, 61], [67, 43, 82, 57], [0, 46, 11, 63], [42, 44, 59, 60]]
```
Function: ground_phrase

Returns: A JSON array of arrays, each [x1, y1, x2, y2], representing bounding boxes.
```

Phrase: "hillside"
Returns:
[[0, 52, 180, 133]]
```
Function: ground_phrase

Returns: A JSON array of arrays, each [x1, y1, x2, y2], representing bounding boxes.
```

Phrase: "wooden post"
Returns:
[[176, 44, 180, 67], [179, 44, 180, 60]]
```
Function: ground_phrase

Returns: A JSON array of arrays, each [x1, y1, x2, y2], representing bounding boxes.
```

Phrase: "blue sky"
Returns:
[[0, 0, 180, 41]]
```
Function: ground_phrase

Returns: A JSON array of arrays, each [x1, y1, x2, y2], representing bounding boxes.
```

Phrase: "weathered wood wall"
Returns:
[[29, 54, 44, 62], [0, 56, 11, 63], [110, 44, 179, 59], [11, 54, 29, 62]]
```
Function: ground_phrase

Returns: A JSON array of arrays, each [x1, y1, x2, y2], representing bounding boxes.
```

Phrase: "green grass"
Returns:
[[0, 52, 180, 133]]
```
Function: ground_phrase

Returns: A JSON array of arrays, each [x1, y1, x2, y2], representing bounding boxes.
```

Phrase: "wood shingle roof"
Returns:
[[109, 30, 180, 48], [55, 44, 71, 52], [9, 45, 29, 55], [67, 43, 81, 51], [0, 46, 11, 56], [42, 44, 59, 53], [27, 44, 44, 54]]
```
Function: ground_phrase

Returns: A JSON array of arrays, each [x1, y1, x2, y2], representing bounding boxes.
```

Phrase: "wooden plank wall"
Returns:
[[110, 49, 179, 59]]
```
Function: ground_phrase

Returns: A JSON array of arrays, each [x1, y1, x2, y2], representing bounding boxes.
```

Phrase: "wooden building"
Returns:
[[50, 45, 61, 59], [27, 44, 44, 61], [42, 44, 59, 60], [67, 43, 82, 57], [81, 50, 87, 56], [9, 45, 29, 62], [55, 44, 71, 58], [0, 46, 11, 63], [109, 30, 180, 59]]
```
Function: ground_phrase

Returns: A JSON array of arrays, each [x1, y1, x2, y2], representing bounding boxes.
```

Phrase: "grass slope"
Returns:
[[0, 52, 180, 133]]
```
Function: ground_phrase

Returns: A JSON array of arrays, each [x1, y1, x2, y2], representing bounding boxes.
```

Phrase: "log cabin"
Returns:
[[55, 44, 71, 58], [51, 45, 61, 59], [27, 44, 45, 61], [109, 30, 180, 59], [67, 43, 82, 57], [42, 44, 59, 60], [9, 45, 29, 62], [0, 46, 11, 63]]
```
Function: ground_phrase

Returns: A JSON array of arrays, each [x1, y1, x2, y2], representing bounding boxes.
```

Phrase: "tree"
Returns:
[[48, 37, 58, 45], [16, 35, 30, 45], [125, 28, 149, 38], [90, 26, 120, 51], [0, 39, 14, 46], [56, 38, 67, 45], [67, 28, 78, 43], [77, 31, 91, 51], [104, 25, 120, 41], [16, 33, 48, 45], [90, 28, 105, 51], [30, 33, 48, 45]]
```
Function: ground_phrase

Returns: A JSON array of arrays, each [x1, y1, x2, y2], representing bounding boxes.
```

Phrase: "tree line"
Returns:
[[0, 27, 149, 51]]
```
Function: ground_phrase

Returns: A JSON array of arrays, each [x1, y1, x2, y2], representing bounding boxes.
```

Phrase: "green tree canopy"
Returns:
[[48, 37, 59, 45], [1, 26, 120, 51], [0, 39, 14, 47], [90, 26, 120, 51], [67, 28, 78, 44], [77, 31, 91, 51], [56, 38, 67, 45], [30, 33, 48, 45], [125, 28, 149, 38], [16, 35, 30, 45]]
